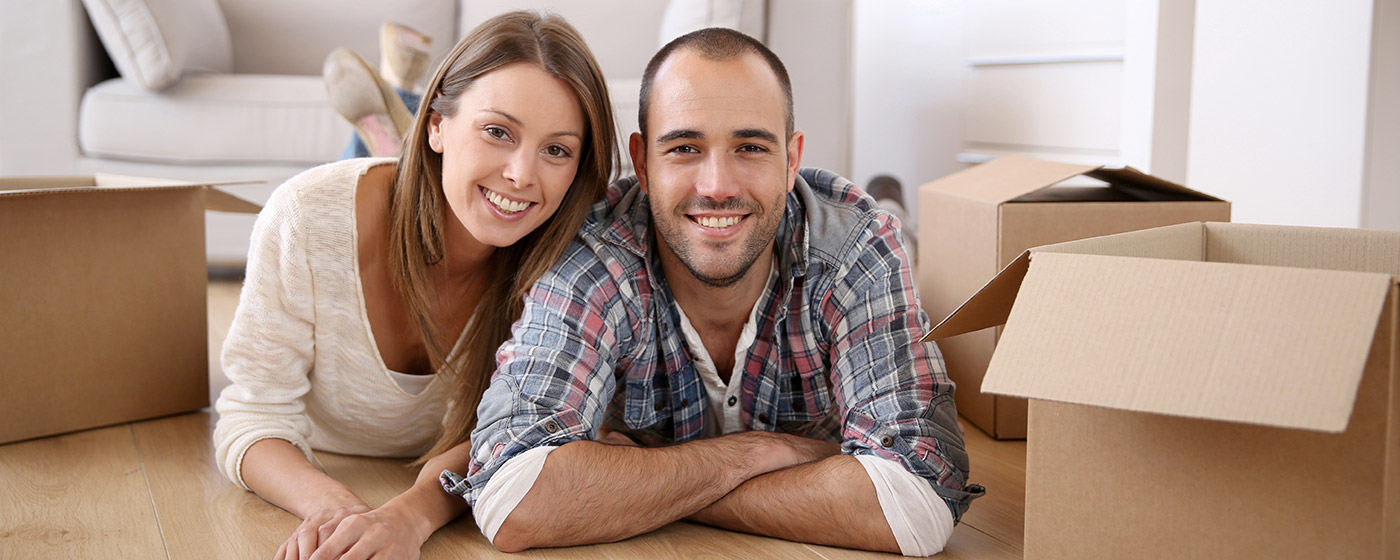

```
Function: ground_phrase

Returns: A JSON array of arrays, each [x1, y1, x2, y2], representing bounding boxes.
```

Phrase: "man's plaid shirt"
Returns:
[[443, 168, 982, 521]]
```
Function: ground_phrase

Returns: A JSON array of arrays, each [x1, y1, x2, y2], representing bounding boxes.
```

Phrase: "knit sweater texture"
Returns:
[[213, 157, 449, 489]]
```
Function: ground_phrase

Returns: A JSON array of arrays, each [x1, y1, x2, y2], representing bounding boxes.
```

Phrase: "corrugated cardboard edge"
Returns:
[[922, 222, 1208, 342], [0, 176, 263, 214], [922, 251, 1030, 342], [919, 155, 1101, 204]]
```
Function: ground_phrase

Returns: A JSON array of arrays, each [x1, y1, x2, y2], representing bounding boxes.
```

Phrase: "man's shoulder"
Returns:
[[539, 176, 648, 291], [794, 167, 892, 261]]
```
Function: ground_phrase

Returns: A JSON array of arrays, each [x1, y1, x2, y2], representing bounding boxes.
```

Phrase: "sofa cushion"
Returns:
[[79, 75, 351, 165], [81, 0, 232, 91]]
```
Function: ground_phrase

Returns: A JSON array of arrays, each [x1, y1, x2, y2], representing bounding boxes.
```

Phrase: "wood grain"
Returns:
[[130, 412, 297, 560], [957, 421, 1026, 550], [804, 523, 1020, 560], [0, 425, 166, 559]]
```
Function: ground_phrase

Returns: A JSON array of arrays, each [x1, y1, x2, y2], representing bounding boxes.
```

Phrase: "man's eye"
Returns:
[[668, 145, 699, 155], [738, 144, 769, 153]]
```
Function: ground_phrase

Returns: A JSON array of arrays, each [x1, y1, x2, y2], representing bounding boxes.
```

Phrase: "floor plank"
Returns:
[[961, 420, 1027, 473], [0, 425, 167, 559], [130, 412, 297, 560], [803, 523, 1020, 560], [956, 452, 1025, 550]]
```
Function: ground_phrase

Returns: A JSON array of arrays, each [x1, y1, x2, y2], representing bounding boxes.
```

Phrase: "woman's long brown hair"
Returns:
[[390, 11, 618, 463]]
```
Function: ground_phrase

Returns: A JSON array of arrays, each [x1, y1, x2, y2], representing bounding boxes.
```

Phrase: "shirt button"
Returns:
[[758, 413, 771, 424], [792, 400, 805, 413], [727, 396, 737, 407], [654, 401, 665, 412], [545, 421, 559, 434], [680, 398, 689, 408], [880, 435, 895, 447]]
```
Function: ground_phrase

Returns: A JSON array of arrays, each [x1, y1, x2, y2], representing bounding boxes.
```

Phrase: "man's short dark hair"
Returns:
[[638, 27, 794, 141]]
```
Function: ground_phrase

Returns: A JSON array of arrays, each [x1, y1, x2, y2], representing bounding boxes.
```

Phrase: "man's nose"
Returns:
[[694, 153, 742, 201]]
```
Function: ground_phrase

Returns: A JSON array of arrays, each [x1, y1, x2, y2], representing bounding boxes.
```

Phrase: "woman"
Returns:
[[213, 11, 616, 559]]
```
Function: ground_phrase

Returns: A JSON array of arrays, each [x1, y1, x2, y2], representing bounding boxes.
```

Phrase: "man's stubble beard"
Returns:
[[647, 172, 788, 288]]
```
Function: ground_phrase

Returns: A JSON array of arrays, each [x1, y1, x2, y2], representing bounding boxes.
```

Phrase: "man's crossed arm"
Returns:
[[489, 431, 900, 554]]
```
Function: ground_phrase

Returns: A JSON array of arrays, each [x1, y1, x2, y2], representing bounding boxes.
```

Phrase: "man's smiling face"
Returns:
[[633, 49, 800, 287]]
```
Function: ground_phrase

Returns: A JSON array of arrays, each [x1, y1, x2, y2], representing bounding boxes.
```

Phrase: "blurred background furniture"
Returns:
[[1, 0, 854, 266]]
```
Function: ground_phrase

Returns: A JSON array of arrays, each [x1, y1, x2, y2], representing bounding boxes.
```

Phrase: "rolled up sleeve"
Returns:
[[822, 212, 983, 522]]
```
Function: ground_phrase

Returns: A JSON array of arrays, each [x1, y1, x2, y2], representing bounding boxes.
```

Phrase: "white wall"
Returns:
[[1187, 0, 1375, 228], [850, 0, 967, 208]]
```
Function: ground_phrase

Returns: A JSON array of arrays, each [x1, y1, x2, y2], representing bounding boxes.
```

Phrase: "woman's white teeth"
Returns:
[[698, 216, 741, 228], [485, 189, 530, 213]]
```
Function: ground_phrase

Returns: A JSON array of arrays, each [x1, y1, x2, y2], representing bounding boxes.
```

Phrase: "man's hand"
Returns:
[[748, 432, 840, 473]]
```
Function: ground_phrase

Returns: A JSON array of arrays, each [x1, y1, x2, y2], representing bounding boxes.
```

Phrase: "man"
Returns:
[[440, 28, 982, 556]]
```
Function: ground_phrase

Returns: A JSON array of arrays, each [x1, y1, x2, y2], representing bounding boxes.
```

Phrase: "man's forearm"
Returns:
[[492, 431, 821, 552], [689, 454, 900, 554]]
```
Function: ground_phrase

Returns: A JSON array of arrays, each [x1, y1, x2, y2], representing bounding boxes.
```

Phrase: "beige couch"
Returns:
[[0, 0, 852, 265]]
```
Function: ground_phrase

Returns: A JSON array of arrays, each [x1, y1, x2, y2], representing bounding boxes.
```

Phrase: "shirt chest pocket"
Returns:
[[773, 369, 837, 439]]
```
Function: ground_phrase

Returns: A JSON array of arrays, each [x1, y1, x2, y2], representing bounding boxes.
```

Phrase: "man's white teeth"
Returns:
[[486, 189, 530, 213], [698, 216, 741, 228]]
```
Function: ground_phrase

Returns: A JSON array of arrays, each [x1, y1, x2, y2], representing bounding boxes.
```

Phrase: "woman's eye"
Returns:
[[485, 126, 509, 140], [545, 145, 572, 158]]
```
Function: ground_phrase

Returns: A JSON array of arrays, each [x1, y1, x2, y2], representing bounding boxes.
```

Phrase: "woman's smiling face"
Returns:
[[428, 62, 587, 248]]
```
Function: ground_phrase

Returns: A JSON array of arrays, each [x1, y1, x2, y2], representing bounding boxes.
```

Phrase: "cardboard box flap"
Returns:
[[922, 252, 1031, 341], [0, 175, 262, 214], [982, 251, 1393, 433], [1204, 222, 1400, 277], [922, 222, 1208, 343], [1085, 166, 1222, 201], [202, 187, 263, 214], [922, 155, 1101, 204], [1035, 221, 1207, 260]]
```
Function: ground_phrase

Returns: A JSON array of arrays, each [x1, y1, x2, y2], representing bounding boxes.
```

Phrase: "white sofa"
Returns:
[[0, 0, 853, 266]]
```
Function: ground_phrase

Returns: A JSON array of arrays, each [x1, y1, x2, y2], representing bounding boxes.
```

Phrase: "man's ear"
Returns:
[[785, 130, 805, 192], [629, 132, 649, 193], [426, 111, 446, 154]]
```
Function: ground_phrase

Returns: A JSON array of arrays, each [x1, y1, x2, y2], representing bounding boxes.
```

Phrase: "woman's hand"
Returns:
[[274, 499, 370, 560], [303, 505, 431, 560]]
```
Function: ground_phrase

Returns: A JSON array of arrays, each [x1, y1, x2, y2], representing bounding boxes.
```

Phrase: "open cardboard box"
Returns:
[[0, 174, 261, 445], [918, 155, 1231, 439], [925, 222, 1399, 558]]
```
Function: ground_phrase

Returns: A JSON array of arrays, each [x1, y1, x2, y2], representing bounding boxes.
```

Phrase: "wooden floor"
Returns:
[[0, 280, 1025, 559]]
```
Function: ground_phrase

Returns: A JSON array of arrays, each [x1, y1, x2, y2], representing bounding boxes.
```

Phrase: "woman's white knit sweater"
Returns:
[[214, 158, 449, 490]]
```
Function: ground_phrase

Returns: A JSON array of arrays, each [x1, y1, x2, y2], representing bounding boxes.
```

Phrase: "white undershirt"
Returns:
[[386, 370, 435, 396], [470, 262, 954, 556]]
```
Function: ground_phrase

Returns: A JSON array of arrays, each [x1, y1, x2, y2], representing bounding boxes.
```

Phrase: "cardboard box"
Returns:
[[0, 174, 260, 444], [918, 156, 1231, 438], [925, 222, 1399, 558]]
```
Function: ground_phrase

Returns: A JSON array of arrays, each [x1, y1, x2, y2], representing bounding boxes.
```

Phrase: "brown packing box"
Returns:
[[925, 222, 1400, 558], [918, 155, 1230, 439], [0, 174, 260, 445]]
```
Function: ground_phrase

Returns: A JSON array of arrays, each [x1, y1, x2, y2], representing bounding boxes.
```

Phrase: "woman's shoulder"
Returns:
[[278, 157, 397, 200]]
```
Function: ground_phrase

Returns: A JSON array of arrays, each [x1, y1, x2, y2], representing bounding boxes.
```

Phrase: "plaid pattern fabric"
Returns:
[[443, 168, 982, 521]]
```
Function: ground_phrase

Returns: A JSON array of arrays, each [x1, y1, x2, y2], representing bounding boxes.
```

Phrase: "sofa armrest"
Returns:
[[0, 0, 113, 175]]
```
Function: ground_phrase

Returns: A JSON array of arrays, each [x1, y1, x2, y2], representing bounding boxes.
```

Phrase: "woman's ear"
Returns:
[[427, 111, 445, 153]]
